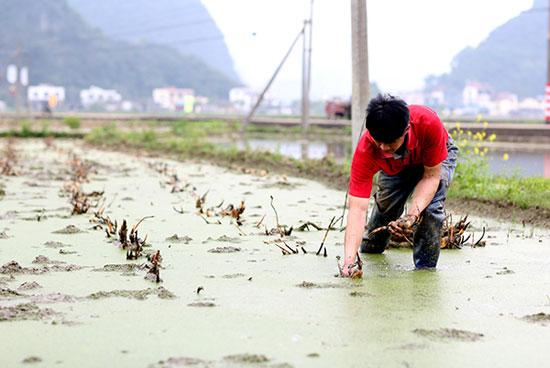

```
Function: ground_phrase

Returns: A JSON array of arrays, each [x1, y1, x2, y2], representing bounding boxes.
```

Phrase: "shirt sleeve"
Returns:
[[422, 114, 448, 167], [349, 145, 377, 198]]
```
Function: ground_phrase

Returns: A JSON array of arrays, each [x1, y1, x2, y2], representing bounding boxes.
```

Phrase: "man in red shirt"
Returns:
[[341, 94, 458, 277]]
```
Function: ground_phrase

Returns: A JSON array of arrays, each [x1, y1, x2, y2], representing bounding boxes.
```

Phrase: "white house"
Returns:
[[152, 87, 195, 112], [27, 84, 65, 103], [80, 85, 122, 109], [462, 80, 492, 107], [229, 87, 259, 113], [489, 92, 519, 116]]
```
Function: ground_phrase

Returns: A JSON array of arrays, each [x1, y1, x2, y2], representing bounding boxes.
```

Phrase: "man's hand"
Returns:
[[388, 214, 418, 239], [337, 255, 363, 279]]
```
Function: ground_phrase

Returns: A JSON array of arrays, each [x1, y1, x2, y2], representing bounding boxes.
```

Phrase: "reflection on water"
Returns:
[[234, 139, 550, 178]]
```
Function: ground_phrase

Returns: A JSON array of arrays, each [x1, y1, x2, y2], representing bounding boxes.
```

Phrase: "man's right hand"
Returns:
[[339, 257, 363, 279]]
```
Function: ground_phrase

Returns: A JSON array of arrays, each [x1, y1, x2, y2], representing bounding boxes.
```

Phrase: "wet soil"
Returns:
[[522, 312, 550, 325], [87, 287, 175, 300], [0, 139, 549, 368], [0, 303, 57, 322], [413, 328, 484, 342]]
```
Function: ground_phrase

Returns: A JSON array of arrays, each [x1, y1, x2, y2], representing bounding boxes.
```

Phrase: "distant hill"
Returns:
[[0, 0, 237, 106], [425, 0, 546, 104], [66, 0, 240, 82]]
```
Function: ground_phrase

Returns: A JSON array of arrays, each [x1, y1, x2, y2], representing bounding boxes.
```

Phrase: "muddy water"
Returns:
[[0, 139, 549, 367]]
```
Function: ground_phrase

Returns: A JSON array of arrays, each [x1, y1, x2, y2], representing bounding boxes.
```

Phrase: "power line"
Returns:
[[15, 34, 226, 58], [109, 18, 214, 38]]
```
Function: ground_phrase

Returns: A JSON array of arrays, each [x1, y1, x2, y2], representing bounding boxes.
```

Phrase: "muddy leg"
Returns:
[[412, 137, 458, 267], [412, 180, 447, 268]]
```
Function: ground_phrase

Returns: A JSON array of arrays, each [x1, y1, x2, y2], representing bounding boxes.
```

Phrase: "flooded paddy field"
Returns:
[[1, 138, 549, 367]]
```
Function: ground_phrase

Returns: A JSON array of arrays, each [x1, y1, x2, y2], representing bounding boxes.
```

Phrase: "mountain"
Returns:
[[0, 0, 237, 105], [66, 0, 240, 82], [425, 0, 546, 105]]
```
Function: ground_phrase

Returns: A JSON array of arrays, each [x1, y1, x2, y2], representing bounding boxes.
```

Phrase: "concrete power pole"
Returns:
[[546, 0, 550, 124], [301, 0, 314, 131], [350, 0, 370, 150]]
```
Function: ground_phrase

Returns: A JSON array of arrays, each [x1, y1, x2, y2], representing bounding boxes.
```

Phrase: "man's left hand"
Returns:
[[388, 214, 417, 239]]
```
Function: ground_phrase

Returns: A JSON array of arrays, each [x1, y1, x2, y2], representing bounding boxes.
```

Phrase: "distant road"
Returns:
[[0, 112, 549, 143]]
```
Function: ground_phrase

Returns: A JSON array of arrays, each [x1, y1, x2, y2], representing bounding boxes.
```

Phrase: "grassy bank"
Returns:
[[85, 124, 351, 190]]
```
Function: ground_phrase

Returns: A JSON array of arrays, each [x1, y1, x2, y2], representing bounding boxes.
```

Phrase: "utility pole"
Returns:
[[546, 0, 550, 124], [245, 25, 305, 127], [301, 0, 314, 132], [301, 19, 309, 129], [350, 0, 370, 150]]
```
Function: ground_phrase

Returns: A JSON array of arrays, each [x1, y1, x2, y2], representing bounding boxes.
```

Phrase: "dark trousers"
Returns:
[[360, 137, 458, 268]]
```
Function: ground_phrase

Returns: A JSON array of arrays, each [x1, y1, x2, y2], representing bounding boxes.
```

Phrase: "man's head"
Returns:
[[365, 94, 410, 154]]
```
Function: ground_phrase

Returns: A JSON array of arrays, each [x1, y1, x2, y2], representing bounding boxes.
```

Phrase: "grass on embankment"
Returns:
[[82, 124, 550, 213]]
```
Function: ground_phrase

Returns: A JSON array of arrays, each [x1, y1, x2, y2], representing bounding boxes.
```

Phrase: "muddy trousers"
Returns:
[[360, 139, 458, 268]]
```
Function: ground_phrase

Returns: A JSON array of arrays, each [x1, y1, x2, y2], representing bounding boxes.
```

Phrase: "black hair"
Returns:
[[365, 94, 409, 143]]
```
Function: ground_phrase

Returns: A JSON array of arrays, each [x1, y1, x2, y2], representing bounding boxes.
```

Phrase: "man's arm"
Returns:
[[343, 194, 370, 269], [388, 164, 442, 238], [408, 164, 442, 218]]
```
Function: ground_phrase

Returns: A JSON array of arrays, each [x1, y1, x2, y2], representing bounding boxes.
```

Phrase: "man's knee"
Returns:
[[360, 238, 386, 254]]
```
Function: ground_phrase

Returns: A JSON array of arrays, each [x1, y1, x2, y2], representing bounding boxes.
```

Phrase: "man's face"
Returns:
[[372, 127, 409, 155]]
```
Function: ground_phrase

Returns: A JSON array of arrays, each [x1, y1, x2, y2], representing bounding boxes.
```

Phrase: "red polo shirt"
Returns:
[[349, 105, 448, 198]]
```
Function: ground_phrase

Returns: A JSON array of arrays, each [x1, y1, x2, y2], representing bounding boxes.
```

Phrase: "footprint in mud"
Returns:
[[0, 303, 58, 322], [0, 288, 23, 298], [224, 354, 270, 364], [522, 312, 550, 326], [0, 261, 45, 275], [297, 281, 350, 289], [22, 356, 42, 364], [0, 260, 82, 275], [93, 264, 140, 273], [165, 234, 193, 244], [202, 235, 241, 244], [44, 241, 72, 248], [150, 354, 287, 368], [32, 255, 65, 265], [412, 328, 484, 342], [222, 273, 247, 279], [496, 267, 515, 275], [349, 291, 374, 297], [87, 287, 175, 300], [52, 225, 84, 234], [187, 301, 216, 307], [207, 246, 241, 254], [18, 281, 42, 290], [30, 293, 78, 304]]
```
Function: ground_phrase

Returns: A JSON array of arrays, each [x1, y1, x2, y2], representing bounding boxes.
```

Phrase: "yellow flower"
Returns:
[[455, 122, 461, 130], [467, 131, 472, 136], [502, 153, 509, 161], [488, 133, 496, 142], [483, 121, 489, 128], [480, 151, 485, 157], [474, 147, 479, 155], [483, 147, 489, 154], [476, 114, 482, 122]]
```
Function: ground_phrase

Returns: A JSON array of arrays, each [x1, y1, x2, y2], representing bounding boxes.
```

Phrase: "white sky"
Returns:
[[202, 0, 534, 101]]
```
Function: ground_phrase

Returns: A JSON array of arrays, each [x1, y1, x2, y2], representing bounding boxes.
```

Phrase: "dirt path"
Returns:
[[0, 139, 549, 367]]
